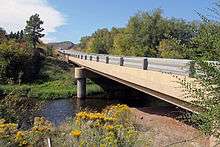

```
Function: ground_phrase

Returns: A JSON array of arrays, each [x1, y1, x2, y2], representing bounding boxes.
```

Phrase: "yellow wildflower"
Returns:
[[100, 144, 107, 147], [21, 140, 28, 145], [105, 125, 113, 131], [15, 131, 24, 140], [70, 130, 81, 138]]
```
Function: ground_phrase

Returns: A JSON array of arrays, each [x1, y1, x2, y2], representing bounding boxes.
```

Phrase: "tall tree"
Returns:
[[24, 14, 44, 49], [19, 30, 24, 40], [0, 27, 7, 44]]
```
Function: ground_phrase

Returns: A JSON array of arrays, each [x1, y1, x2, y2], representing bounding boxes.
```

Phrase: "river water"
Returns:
[[40, 97, 155, 125]]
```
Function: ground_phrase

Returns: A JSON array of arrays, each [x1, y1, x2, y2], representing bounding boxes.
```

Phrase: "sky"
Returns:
[[0, 0, 213, 43]]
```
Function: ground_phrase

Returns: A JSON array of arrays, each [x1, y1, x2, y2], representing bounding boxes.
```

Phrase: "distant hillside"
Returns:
[[48, 41, 75, 50]]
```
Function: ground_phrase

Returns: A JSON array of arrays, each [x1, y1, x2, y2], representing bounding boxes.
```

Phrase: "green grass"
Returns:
[[87, 84, 104, 96], [0, 57, 103, 100]]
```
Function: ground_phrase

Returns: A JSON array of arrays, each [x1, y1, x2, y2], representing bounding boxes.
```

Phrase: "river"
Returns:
[[40, 96, 157, 125]]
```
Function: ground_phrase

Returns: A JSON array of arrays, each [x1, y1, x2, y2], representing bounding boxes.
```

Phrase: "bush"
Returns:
[[0, 91, 42, 127], [0, 105, 150, 147]]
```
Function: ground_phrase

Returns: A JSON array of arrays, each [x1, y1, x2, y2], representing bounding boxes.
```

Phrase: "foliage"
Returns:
[[0, 105, 150, 146], [0, 91, 42, 129], [181, 61, 220, 140], [0, 39, 43, 83], [0, 57, 103, 100], [24, 13, 45, 49], [189, 22, 220, 60], [46, 45, 53, 56], [79, 9, 198, 58], [8, 30, 24, 41], [158, 38, 187, 59], [0, 117, 53, 147], [0, 14, 45, 84], [179, 2, 220, 142], [0, 27, 7, 43]]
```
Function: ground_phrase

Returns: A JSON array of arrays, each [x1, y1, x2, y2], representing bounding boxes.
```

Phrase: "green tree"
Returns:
[[24, 14, 45, 49], [0, 27, 7, 44], [158, 38, 187, 59], [79, 36, 91, 51], [112, 9, 165, 57], [19, 30, 24, 40], [189, 22, 220, 60], [0, 40, 32, 83], [90, 28, 113, 54]]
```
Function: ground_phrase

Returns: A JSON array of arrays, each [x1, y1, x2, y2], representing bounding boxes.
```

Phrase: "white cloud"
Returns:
[[0, 0, 65, 43]]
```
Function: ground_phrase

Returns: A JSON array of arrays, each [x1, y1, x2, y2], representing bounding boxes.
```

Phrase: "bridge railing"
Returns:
[[58, 49, 195, 76]]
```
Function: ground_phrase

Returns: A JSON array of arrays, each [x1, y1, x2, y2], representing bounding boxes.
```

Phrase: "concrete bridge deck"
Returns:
[[59, 49, 202, 113]]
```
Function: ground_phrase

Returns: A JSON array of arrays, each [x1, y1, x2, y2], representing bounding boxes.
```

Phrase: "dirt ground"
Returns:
[[131, 107, 218, 147]]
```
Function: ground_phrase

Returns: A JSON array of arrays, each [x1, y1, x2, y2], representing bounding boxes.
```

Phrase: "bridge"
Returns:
[[58, 49, 202, 113]]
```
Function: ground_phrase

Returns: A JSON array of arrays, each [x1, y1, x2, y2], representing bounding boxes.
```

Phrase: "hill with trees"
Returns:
[[48, 41, 75, 50]]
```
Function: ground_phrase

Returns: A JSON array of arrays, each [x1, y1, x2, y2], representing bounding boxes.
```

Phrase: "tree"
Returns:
[[24, 14, 45, 49], [79, 36, 91, 51], [90, 28, 113, 54], [112, 9, 165, 57], [189, 22, 220, 60], [19, 30, 24, 40], [0, 27, 7, 44], [181, 1, 220, 142], [158, 38, 186, 59], [0, 40, 32, 83]]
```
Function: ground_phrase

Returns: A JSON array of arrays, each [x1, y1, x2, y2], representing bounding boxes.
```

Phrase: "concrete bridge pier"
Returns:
[[75, 67, 86, 98], [65, 55, 69, 62]]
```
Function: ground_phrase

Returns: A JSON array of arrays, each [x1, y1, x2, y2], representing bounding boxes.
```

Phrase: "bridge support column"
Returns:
[[75, 67, 86, 99], [65, 55, 69, 62]]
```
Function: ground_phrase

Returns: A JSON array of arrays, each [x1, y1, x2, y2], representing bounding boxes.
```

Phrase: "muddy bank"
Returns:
[[131, 107, 211, 147]]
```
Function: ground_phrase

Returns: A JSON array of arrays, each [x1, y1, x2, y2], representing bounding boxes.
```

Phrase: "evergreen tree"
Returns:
[[19, 30, 24, 40], [24, 14, 44, 49], [9, 31, 14, 39], [0, 27, 7, 43], [16, 31, 20, 40]]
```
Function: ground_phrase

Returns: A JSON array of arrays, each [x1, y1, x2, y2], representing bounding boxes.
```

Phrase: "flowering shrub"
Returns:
[[0, 105, 150, 147], [55, 104, 146, 146], [0, 117, 53, 146]]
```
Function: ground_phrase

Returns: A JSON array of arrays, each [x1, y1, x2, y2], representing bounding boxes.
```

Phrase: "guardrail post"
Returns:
[[96, 56, 99, 62], [106, 56, 109, 63], [80, 55, 83, 59], [84, 55, 87, 60], [120, 57, 124, 66], [143, 58, 148, 70], [90, 56, 92, 61]]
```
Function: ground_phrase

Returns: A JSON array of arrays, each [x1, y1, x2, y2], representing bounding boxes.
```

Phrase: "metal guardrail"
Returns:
[[58, 49, 194, 76]]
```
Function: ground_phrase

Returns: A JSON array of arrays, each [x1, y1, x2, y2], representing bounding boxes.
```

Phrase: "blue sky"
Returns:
[[0, 0, 213, 43]]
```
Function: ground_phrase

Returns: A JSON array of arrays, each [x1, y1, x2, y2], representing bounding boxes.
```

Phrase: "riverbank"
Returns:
[[131, 107, 210, 147], [0, 57, 104, 100], [0, 102, 212, 146]]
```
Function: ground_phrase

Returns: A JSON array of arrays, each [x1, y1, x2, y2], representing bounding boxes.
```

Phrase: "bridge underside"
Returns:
[[69, 57, 202, 113]]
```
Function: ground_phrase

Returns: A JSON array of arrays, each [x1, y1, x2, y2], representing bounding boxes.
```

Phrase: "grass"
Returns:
[[0, 57, 104, 100]]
